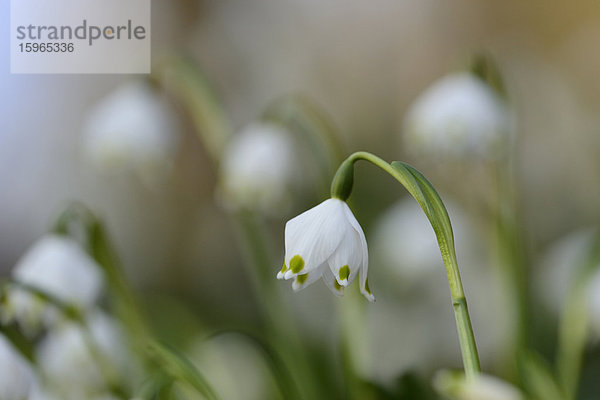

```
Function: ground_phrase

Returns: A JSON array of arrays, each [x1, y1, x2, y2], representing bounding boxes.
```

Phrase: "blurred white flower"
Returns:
[[219, 122, 298, 214], [36, 311, 135, 399], [83, 81, 179, 187], [403, 72, 509, 159], [187, 334, 278, 400], [0, 334, 34, 400], [434, 370, 524, 400], [4, 235, 103, 332], [278, 198, 373, 301], [588, 267, 600, 337], [538, 228, 600, 337], [372, 197, 476, 288]]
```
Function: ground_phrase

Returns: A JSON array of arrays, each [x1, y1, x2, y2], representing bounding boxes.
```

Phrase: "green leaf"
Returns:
[[148, 341, 221, 400], [520, 351, 565, 400]]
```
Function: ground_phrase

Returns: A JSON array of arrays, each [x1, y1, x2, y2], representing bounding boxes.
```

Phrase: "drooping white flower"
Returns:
[[538, 228, 600, 338], [36, 311, 136, 399], [4, 235, 103, 332], [277, 198, 373, 301], [434, 371, 524, 400], [403, 72, 509, 159], [219, 123, 297, 213], [83, 81, 179, 187], [0, 334, 34, 400]]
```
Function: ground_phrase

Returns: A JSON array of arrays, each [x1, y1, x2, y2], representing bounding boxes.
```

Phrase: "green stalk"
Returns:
[[232, 211, 320, 400], [331, 151, 481, 379], [491, 159, 530, 358], [152, 55, 232, 161], [556, 231, 600, 400], [154, 57, 321, 399], [148, 342, 221, 400]]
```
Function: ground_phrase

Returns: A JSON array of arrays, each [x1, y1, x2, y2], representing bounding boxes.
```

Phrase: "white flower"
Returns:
[[187, 334, 277, 400], [372, 198, 478, 287], [219, 123, 297, 213], [403, 72, 509, 159], [83, 81, 179, 187], [588, 269, 600, 338], [0, 334, 34, 400], [277, 198, 373, 301], [36, 311, 136, 399], [4, 235, 103, 332], [434, 371, 523, 400], [538, 228, 600, 338]]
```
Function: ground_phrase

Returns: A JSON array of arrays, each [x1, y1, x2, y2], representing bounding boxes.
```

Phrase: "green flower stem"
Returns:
[[331, 151, 481, 379], [148, 342, 221, 400], [152, 55, 233, 161], [556, 231, 600, 400], [232, 210, 320, 400], [52, 205, 150, 347], [263, 95, 345, 194], [153, 57, 323, 398], [88, 219, 151, 348], [491, 159, 530, 358]]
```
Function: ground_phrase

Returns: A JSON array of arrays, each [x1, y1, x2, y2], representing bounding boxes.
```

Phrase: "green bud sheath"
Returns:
[[330, 157, 355, 201]]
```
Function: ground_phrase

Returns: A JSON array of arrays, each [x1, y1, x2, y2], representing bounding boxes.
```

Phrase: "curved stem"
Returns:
[[333, 151, 481, 379]]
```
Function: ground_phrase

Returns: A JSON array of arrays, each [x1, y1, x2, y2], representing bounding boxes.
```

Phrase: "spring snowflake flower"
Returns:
[[0, 334, 34, 400], [83, 81, 179, 187], [4, 235, 103, 332], [434, 371, 523, 400], [219, 123, 297, 213], [36, 311, 135, 399], [403, 72, 509, 159], [277, 198, 373, 301], [538, 228, 600, 338]]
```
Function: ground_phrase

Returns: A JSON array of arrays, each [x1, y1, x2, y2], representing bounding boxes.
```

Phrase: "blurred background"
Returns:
[[1, 1, 600, 399]]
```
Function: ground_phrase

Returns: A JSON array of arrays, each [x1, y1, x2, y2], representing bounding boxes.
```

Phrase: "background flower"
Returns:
[[218, 122, 298, 214], [83, 81, 180, 188], [0, 334, 34, 400], [403, 72, 509, 160], [5, 235, 103, 333], [36, 311, 138, 399]]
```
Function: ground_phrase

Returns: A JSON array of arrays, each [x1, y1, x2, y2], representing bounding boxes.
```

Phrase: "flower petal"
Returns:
[[341, 203, 374, 301], [284, 199, 347, 278], [322, 268, 344, 297], [327, 228, 362, 287], [292, 265, 326, 292]]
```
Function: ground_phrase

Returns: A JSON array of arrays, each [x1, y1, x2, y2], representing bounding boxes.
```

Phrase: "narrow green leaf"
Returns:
[[521, 351, 565, 400], [148, 341, 221, 400]]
